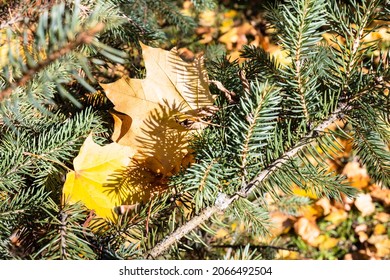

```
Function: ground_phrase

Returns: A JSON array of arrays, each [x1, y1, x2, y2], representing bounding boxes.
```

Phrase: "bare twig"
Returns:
[[145, 103, 349, 259], [212, 244, 300, 253]]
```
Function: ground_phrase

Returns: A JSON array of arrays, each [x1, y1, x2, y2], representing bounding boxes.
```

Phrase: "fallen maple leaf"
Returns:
[[100, 43, 214, 177], [63, 44, 214, 219]]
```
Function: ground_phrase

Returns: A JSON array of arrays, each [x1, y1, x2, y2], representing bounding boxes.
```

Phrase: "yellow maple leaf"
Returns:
[[63, 135, 140, 220], [100, 43, 214, 176]]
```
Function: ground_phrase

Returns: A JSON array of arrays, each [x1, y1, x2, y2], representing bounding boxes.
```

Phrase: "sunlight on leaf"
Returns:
[[63, 135, 137, 220], [100, 43, 214, 176]]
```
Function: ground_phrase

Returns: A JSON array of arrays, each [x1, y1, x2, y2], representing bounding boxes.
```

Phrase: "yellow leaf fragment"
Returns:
[[324, 208, 348, 226], [314, 235, 339, 250], [373, 224, 387, 236], [214, 228, 229, 239], [292, 185, 318, 199], [299, 204, 323, 221], [63, 135, 139, 220], [276, 250, 301, 260]]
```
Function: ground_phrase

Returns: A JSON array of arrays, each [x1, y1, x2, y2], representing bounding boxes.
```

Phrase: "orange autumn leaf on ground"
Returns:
[[268, 211, 295, 237], [354, 193, 376, 217], [63, 135, 137, 219], [294, 217, 321, 246], [100, 43, 214, 177], [342, 160, 371, 189]]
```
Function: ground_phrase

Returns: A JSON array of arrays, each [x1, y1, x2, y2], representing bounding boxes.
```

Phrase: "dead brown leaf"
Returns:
[[342, 160, 371, 189], [294, 217, 321, 246], [100, 44, 214, 177], [368, 235, 390, 258], [269, 211, 294, 237], [370, 184, 390, 207]]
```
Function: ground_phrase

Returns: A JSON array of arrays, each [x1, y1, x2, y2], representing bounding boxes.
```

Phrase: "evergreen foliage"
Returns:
[[0, 0, 389, 260]]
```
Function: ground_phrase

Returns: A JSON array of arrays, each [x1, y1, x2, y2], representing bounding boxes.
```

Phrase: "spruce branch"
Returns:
[[146, 102, 349, 259], [0, 23, 104, 101]]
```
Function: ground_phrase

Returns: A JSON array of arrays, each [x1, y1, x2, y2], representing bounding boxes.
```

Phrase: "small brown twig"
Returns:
[[209, 80, 238, 104]]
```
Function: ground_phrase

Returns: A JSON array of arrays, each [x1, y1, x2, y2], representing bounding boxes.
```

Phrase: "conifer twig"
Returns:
[[145, 102, 349, 259], [0, 23, 104, 101]]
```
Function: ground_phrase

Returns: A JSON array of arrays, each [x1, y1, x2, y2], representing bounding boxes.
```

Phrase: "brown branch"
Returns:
[[0, 23, 104, 101], [212, 244, 300, 252], [145, 103, 349, 259]]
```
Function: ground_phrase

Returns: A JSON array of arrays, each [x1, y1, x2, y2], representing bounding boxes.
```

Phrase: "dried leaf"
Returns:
[[354, 193, 376, 217], [315, 197, 331, 216], [299, 204, 323, 221], [316, 235, 339, 250], [269, 211, 294, 237], [355, 223, 368, 233], [100, 43, 214, 176], [358, 231, 369, 243], [294, 217, 321, 246], [367, 235, 390, 257], [342, 160, 370, 189], [374, 212, 390, 223], [370, 184, 390, 207], [324, 208, 348, 226]]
